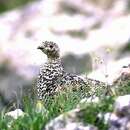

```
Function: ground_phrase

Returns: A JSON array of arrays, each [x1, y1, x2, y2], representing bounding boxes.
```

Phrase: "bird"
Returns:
[[36, 41, 88, 102], [36, 41, 114, 105], [36, 41, 130, 105]]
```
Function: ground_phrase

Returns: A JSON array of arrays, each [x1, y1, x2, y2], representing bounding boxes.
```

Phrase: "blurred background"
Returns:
[[0, 0, 130, 110]]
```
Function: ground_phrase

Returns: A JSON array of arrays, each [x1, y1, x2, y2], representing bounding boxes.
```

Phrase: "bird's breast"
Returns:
[[40, 63, 64, 80]]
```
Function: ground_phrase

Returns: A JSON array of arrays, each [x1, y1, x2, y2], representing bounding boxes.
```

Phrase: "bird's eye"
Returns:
[[50, 45, 53, 48]]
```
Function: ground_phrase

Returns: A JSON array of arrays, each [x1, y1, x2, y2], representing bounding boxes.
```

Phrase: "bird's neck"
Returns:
[[48, 57, 61, 63]]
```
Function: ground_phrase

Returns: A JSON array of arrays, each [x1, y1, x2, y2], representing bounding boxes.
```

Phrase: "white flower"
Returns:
[[80, 96, 99, 104], [5, 109, 25, 119]]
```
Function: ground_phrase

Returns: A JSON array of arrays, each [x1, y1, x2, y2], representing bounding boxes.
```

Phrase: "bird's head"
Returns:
[[37, 41, 60, 59]]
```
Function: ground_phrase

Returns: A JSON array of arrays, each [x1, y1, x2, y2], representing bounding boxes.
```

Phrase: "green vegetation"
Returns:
[[0, 0, 35, 13], [0, 80, 130, 130]]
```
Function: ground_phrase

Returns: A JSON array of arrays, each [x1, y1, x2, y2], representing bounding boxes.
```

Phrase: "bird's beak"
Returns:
[[37, 46, 43, 50]]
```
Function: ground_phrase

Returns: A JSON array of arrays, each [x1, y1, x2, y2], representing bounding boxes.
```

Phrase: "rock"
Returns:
[[44, 108, 98, 130], [97, 112, 118, 125], [61, 53, 92, 74], [0, 61, 32, 109], [45, 122, 98, 130], [88, 58, 130, 85], [98, 95, 130, 130], [99, 112, 130, 130], [114, 95, 130, 116], [113, 64, 130, 84], [0, 0, 130, 79], [108, 115, 130, 130]]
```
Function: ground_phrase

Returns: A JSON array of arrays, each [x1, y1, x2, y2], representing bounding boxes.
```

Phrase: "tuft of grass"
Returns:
[[0, 81, 130, 130]]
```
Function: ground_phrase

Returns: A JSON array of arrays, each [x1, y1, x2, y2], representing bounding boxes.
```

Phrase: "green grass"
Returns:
[[0, 81, 130, 130], [0, 0, 35, 13]]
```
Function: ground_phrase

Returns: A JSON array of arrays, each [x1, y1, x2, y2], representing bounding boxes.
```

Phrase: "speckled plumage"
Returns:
[[36, 41, 87, 101], [36, 41, 130, 102]]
